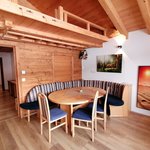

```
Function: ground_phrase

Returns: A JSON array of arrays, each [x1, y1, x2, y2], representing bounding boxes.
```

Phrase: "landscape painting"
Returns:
[[97, 54, 122, 73], [137, 66, 150, 110]]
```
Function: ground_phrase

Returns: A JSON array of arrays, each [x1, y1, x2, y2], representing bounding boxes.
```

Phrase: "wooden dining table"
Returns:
[[48, 87, 105, 132]]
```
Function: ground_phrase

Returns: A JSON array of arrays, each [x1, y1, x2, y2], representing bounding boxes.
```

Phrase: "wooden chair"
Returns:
[[95, 87, 109, 131], [87, 87, 109, 131], [71, 91, 99, 142], [38, 93, 68, 143]]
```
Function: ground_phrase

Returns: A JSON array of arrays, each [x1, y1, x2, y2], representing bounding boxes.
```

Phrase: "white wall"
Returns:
[[11, 53, 16, 79], [82, 29, 150, 116], [0, 52, 15, 89]]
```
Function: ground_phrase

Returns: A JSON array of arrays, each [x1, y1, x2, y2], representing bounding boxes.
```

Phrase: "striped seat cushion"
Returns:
[[112, 83, 124, 98], [40, 83, 56, 96], [64, 81, 73, 89], [93, 80, 125, 99], [72, 80, 82, 87], [93, 80, 103, 88], [25, 80, 125, 106], [54, 82, 64, 91], [83, 80, 94, 87], [26, 85, 41, 102]]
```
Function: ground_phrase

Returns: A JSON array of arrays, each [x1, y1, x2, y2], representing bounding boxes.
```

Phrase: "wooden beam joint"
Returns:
[[0, 20, 13, 38], [137, 0, 150, 33], [0, 20, 13, 30], [97, 0, 128, 37]]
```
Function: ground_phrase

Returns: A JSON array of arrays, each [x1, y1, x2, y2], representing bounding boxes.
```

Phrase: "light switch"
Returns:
[[21, 70, 26, 74], [22, 78, 26, 82]]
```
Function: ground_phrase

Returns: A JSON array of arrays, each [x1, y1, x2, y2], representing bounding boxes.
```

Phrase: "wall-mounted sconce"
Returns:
[[115, 34, 126, 50], [117, 45, 122, 49]]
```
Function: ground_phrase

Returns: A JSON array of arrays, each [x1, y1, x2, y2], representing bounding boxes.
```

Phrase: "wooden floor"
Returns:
[[0, 92, 150, 150], [0, 90, 17, 122]]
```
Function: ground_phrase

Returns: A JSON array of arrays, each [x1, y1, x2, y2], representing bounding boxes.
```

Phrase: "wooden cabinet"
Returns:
[[8, 80, 17, 98]]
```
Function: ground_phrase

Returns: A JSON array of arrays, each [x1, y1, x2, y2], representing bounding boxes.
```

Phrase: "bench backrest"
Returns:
[[26, 80, 125, 103]]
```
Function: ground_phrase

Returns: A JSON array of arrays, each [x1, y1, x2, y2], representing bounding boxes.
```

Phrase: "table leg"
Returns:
[[60, 104, 73, 134]]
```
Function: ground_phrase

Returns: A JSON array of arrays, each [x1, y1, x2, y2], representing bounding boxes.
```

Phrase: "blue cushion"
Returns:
[[48, 101, 58, 108], [108, 95, 124, 106], [50, 108, 67, 121], [87, 102, 93, 109], [20, 100, 57, 110], [97, 104, 104, 112], [20, 101, 39, 110], [72, 108, 92, 120], [88, 102, 104, 112], [101, 94, 124, 106]]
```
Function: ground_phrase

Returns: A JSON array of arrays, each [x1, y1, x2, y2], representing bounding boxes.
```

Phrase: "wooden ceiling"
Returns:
[[111, 0, 145, 32], [27, 0, 115, 29], [26, 0, 147, 34], [0, 0, 149, 49]]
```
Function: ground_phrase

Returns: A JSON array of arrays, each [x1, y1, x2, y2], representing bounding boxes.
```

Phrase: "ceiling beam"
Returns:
[[97, 0, 128, 37], [0, 20, 102, 48], [137, 0, 150, 33]]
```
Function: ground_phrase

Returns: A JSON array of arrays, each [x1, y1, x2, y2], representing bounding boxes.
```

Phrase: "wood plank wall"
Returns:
[[0, 40, 82, 103]]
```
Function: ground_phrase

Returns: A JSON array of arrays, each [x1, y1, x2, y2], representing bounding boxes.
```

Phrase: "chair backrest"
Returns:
[[104, 87, 109, 115], [38, 93, 50, 122], [92, 91, 99, 120]]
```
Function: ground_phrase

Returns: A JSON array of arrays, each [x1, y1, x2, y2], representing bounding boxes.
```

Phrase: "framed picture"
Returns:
[[137, 66, 150, 110], [97, 54, 122, 73]]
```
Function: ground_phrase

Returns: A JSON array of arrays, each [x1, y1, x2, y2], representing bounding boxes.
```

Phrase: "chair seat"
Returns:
[[101, 94, 124, 106], [72, 108, 92, 120], [50, 108, 67, 121], [20, 101, 39, 110]]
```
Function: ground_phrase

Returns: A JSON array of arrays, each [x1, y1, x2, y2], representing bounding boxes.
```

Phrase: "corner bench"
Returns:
[[19, 80, 130, 121]]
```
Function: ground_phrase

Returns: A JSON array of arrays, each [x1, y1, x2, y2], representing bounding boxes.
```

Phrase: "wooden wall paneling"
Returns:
[[72, 50, 82, 80], [53, 54, 72, 82], [54, 47, 72, 56], [52, 52, 54, 82], [71, 55, 74, 80], [15, 44, 46, 102], [18, 43, 81, 100], [12, 46, 19, 100], [18, 45, 54, 95], [0, 39, 82, 103], [14, 46, 23, 104]]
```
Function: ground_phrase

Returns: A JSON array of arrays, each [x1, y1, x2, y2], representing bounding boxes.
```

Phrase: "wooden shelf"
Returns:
[[0, 0, 109, 48]]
